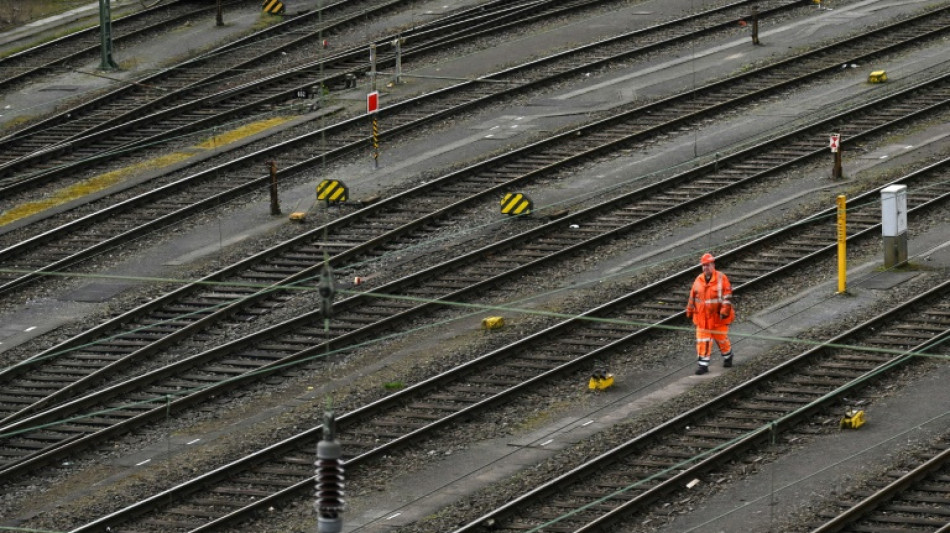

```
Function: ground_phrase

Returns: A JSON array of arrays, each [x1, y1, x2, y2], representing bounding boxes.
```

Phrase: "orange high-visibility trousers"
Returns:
[[696, 325, 731, 366]]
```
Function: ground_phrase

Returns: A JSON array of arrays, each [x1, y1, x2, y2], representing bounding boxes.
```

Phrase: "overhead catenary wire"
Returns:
[[0, 159, 943, 392], [1, 239, 948, 442], [0, 181, 946, 377], [1, 5, 950, 532], [0, 234, 948, 532]]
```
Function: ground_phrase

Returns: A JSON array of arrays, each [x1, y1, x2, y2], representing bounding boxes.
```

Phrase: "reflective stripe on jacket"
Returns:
[[686, 269, 734, 328]]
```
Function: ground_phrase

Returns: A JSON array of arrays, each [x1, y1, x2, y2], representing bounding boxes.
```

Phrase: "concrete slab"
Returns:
[[0, 299, 103, 355], [652, 366, 950, 533], [853, 270, 919, 290], [66, 280, 139, 303]]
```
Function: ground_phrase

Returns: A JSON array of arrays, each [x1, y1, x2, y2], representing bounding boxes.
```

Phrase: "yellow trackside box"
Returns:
[[840, 409, 866, 429], [588, 373, 614, 391], [868, 70, 887, 83], [482, 316, 504, 330], [289, 212, 307, 222]]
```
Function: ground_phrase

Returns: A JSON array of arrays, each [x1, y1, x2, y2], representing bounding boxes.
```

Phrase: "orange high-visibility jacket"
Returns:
[[686, 269, 734, 329]]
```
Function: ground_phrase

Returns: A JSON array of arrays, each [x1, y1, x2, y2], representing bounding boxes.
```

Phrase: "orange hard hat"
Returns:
[[700, 253, 715, 265]]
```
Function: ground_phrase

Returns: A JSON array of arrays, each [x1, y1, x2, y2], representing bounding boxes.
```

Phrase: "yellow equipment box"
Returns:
[[289, 212, 307, 222], [481, 316, 504, 330], [588, 370, 614, 391], [840, 409, 866, 429], [868, 70, 887, 83]]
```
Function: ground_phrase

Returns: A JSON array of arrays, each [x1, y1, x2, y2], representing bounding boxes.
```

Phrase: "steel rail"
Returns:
[[0, 0, 807, 272], [0, 0, 251, 91], [4, 108, 950, 523], [0, 34, 948, 435], [1, 3, 943, 298], [0, 0, 414, 144], [452, 283, 950, 533], [0, 0, 617, 179], [810, 440, 950, 533], [69, 255, 950, 532]]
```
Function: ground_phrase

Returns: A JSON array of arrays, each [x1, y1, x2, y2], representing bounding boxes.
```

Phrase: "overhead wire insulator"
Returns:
[[315, 410, 344, 532]]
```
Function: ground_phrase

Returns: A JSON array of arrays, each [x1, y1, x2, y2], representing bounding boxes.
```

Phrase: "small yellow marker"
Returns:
[[840, 408, 866, 429], [588, 369, 614, 391], [481, 316, 504, 330]]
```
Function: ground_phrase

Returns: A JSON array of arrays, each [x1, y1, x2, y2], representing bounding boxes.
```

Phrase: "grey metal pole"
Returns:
[[98, 0, 119, 70], [369, 43, 377, 91]]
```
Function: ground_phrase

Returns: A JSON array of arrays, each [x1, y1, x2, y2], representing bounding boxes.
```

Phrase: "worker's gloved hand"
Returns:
[[686, 309, 693, 318], [720, 309, 729, 319]]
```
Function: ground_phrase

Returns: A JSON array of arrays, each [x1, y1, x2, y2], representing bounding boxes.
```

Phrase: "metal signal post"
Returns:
[[369, 44, 380, 168], [830, 133, 842, 179], [367, 90, 380, 168], [98, 0, 118, 71]]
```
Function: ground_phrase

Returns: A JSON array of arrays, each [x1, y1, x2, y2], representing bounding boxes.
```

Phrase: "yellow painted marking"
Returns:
[[0, 117, 293, 227], [194, 117, 290, 149]]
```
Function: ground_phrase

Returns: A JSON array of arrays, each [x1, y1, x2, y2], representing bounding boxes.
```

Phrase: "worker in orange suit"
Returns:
[[685, 253, 735, 375]]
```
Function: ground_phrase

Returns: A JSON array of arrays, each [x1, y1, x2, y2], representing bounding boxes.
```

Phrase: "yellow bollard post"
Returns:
[[837, 195, 847, 294]]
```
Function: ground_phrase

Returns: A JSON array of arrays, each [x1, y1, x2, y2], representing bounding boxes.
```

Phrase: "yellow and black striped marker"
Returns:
[[317, 180, 348, 205], [262, 0, 285, 15], [501, 193, 532, 215], [372, 115, 379, 167]]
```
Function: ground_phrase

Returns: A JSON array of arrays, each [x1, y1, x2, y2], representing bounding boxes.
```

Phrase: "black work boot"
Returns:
[[723, 352, 733, 368], [695, 365, 708, 375]]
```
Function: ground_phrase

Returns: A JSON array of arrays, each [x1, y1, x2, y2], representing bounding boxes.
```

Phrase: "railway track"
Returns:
[[1, 1, 944, 528], [0, 0, 815, 265], [0, 0, 252, 92], [1, 7, 949, 461], [0, 0, 825, 294], [1, 3, 946, 297], [1, 34, 947, 428], [4, 96, 950, 529], [447, 282, 950, 533], [60, 218, 950, 532], [0, 0, 634, 188], [807, 432, 950, 533]]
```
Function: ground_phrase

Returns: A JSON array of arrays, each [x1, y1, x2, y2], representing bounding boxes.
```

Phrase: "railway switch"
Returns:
[[501, 193, 533, 216], [482, 316, 505, 330], [868, 70, 887, 83], [589, 368, 614, 391], [839, 408, 866, 429]]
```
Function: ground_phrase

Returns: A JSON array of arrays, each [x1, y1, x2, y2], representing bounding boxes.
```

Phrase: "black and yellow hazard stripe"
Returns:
[[372, 115, 379, 164], [501, 192, 532, 215], [317, 180, 348, 205], [262, 0, 284, 15]]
